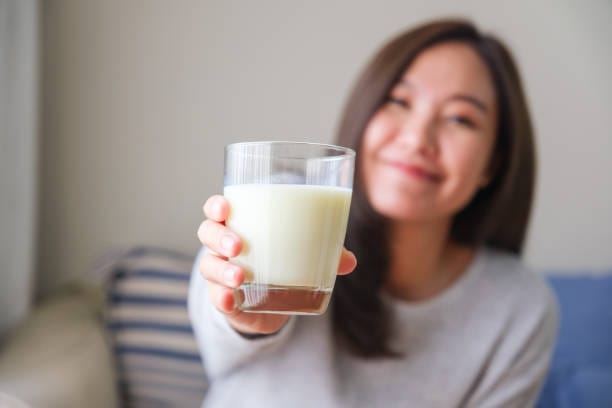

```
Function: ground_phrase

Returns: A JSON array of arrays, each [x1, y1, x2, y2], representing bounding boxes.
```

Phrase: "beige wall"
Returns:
[[39, 0, 612, 295]]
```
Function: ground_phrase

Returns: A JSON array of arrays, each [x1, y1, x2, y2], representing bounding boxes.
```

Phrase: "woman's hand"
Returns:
[[197, 194, 357, 336]]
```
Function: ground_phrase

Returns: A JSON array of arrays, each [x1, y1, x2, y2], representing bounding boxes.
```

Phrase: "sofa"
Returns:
[[0, 247, 610, 407]]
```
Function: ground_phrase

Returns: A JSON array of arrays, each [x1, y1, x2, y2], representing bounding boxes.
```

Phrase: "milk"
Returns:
[[224, 184, 352, 291]]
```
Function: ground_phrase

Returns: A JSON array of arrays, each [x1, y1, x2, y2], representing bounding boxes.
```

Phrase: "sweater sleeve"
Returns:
[[465, 280, 559, 408], [187, 247, 297, 380]]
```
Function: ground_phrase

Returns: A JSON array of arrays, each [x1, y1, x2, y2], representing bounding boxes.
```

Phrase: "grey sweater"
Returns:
[[188, 247, 558, 408]]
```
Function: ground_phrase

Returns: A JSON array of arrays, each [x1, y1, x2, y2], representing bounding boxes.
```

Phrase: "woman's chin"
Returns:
[[370, 199, 438, 223]]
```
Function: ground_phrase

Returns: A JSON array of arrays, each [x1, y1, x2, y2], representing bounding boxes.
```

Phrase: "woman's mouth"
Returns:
[[385, 160, 443, 183]]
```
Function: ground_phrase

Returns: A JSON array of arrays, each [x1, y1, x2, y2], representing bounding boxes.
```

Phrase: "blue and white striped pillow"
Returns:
[[104, 247, 207, 407]]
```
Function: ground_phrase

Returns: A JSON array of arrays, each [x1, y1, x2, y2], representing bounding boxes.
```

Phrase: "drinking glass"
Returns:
[[224, 141, 355, 315]]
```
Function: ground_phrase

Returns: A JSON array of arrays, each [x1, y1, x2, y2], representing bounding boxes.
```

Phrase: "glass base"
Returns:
[[235, 284, 332, 315]]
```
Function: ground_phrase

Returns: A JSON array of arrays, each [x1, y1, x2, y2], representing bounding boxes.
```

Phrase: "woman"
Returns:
[[189, 19, 557, 407]]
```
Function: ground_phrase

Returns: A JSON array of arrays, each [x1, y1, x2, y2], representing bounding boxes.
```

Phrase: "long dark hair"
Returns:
[[332, 19, 536, 357]]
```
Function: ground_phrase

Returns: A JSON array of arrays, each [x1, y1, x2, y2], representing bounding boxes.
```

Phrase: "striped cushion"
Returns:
[[104, 247, 207, 407]]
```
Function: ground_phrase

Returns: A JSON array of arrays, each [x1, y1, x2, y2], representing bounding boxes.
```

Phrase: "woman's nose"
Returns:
[[396, 116, 438, 156]]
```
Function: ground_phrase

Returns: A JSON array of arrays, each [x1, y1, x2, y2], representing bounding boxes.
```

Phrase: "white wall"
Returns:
[[39, 0, 612, 295]]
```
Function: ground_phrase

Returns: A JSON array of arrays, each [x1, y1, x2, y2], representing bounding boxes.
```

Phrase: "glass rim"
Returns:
[[225, 141, 356, 159]]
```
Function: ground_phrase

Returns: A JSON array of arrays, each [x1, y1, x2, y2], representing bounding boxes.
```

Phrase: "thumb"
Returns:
[[337, 248, 357, 275]]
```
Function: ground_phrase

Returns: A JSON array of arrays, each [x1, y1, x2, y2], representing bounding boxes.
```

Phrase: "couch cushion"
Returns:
[[0, 287, 119, 408], [537, 273, 612, 408], [105, 247, 207, 407]]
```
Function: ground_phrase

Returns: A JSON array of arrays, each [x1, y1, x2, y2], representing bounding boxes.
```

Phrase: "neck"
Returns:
[[385, 218, 474, 301]]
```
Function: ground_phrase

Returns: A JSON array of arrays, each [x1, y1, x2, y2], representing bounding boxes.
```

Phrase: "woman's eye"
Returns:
[[448, 115, 476, 129], [388, 97, 409, 108]]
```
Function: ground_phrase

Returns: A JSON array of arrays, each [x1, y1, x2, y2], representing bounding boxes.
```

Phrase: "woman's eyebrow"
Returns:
[[448, 94, 488, 113], [397, 78, 489, 113]]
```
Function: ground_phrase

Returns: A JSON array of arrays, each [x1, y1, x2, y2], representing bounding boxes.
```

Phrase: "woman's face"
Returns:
[[361, 41, 498, 223]]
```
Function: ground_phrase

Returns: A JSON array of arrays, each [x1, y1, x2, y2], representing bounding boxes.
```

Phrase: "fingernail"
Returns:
[[224, 267, 238, 285], [221, 235, 235, 251]]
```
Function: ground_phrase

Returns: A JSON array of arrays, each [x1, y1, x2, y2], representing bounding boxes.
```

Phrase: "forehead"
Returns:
[[398, 41, 497, 106]]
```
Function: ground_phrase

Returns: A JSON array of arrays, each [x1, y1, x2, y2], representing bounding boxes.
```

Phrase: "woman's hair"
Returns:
[[333, 19, 536, 357]]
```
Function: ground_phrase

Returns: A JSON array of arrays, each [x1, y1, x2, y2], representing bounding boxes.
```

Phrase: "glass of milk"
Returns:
[[224, 141, 355, 315]]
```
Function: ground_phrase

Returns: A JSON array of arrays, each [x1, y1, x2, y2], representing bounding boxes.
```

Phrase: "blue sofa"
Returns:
[[536, 273, 612, 407]]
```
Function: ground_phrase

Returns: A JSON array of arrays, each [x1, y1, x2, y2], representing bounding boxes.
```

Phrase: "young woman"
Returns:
[[190, 19, 558, 407]]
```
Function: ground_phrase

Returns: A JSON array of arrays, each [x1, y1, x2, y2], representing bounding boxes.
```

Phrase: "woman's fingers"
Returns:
[[206, 279, 290, 334], [203, 195, 230, 222], [225, 310, 290, 335], [199, 194, 292, 336], [199, 253, 244, 288], [337, 248, 357, 275], [197, 219, 242, 258], [199, 195, 242, 257], [207, 280, 237, 313]]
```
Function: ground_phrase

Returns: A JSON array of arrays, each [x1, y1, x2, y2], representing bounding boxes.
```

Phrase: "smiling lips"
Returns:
[[385, 159, 443, 183]]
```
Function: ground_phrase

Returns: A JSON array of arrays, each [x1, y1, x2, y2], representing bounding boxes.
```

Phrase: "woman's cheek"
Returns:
[[363, 111, 395, 149]]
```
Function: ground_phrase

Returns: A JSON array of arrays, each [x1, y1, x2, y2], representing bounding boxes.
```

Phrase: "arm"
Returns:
[[191, 195, 356, 380], [194, 195, 355, 337], [188, 247, 296, 380]]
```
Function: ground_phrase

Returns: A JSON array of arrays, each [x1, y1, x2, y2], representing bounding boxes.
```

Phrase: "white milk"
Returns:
[[224, 184, 352, 288]]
